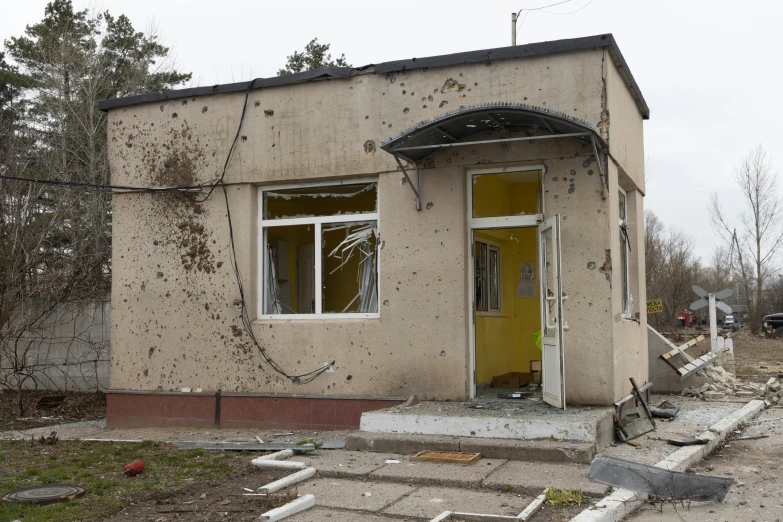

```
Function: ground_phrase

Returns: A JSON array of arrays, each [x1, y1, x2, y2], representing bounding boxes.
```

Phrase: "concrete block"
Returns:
[[381, 486, 531, 520], [736, 391, 755, 397], [483, 461, 608, 498], [368, 457, 507, 487], [346, 432, 461, 454], [703, 391, 725, 400]]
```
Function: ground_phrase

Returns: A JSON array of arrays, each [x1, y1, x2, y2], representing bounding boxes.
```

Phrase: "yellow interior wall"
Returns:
[[267, 225, 314, 312], [472, 171, 542, 386]]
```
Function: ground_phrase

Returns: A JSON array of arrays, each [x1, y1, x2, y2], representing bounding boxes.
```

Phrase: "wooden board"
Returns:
[[411, 451, 481, 464]]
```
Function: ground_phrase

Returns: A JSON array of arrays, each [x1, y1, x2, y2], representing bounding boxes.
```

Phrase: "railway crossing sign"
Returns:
[[691, 286, 733, 352]]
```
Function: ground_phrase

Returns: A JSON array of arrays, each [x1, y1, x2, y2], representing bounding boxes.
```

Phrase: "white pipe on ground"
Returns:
[[256, 449, 294, 461], [259, 494, 315, 522], [259, 467, 316, 494], [250, 459, 306, 471]]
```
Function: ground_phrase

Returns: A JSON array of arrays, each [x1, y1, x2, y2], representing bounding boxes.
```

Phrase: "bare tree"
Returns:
[[645, 210, 699, 328], [709, 146, 783, 328]]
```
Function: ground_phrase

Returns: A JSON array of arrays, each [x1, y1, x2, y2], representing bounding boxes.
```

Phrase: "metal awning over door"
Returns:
[[380, 103, 609, 209]]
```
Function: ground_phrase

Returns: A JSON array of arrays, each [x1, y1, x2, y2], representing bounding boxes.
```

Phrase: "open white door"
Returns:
[[539, 215, 566, 409]]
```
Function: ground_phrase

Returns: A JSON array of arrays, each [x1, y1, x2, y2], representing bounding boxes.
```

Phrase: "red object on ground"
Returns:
[[123, 460, 144, 477]]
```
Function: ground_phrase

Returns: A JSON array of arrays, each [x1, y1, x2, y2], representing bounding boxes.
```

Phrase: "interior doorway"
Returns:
[[473, 226, 541, 395], [467, 166, 566, 408]]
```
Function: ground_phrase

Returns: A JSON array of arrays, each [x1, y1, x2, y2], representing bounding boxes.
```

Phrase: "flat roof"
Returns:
[[98, 33, 649, 119]]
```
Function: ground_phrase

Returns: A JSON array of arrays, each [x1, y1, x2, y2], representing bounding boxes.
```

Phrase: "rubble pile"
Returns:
[[682, 365, 782, 403]]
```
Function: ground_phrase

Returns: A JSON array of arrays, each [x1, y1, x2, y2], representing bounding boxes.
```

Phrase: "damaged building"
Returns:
[[100, 34, 648, 429]]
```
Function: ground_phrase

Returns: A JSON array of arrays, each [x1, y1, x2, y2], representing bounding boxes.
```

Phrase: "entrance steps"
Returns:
[[346, 432, 596, 464]]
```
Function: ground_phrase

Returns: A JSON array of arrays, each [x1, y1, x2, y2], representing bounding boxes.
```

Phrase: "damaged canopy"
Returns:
[[380, 102, 607, 164]]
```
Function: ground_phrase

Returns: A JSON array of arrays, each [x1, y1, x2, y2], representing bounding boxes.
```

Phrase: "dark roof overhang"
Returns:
[[379, 103, 610, 209], [98, 34, 649, 119]]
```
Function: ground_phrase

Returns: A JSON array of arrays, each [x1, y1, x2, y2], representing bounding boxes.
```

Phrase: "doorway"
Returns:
[[467, 167, 566, 408]]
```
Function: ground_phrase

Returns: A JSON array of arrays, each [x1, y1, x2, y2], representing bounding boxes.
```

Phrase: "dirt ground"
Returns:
[[629, 404, 783, 522], [732, 328, 783, 382], [96, 467, 289, 522], [0, 390, 106, 430]]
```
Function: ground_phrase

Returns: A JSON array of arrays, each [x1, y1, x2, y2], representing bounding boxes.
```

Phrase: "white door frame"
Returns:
[[466, 166, 544, 399], [539, 214, 566, 409]]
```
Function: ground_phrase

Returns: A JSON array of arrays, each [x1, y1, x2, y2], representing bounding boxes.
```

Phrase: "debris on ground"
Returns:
[[683, 366, 783, 402], [667, 435, 709, 447], [649, 400, 680, 419], [37, 430, 58, 445], [123, 459, 144, 477], [614, 378, 656, 442], [411, 450, 481, 464], [587, 456, 734, 502]]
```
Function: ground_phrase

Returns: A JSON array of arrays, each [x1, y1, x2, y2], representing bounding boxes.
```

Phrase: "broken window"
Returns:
[[471, 170, 542, 218], [474, 240, 501, 314], [260, 181, 379, 318], [619, 187, 632, 317]]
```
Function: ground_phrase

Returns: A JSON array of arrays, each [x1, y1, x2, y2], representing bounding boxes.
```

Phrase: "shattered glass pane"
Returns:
[[472, 170, 541, 218], [322, 222, 378, 314], [265, 225, 315, 314], [264, 183, 377, 220]]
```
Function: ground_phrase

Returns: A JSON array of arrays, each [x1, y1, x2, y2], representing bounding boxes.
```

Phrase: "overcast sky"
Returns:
[[3, 0, 782, 263]]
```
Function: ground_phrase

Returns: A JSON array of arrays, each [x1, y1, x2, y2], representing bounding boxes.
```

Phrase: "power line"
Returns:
[[516, 0, 595, 36], [0, 173, 205, 194]]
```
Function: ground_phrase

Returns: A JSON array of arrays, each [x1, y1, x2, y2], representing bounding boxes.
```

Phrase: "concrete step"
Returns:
[[345, 432, 595, 464]]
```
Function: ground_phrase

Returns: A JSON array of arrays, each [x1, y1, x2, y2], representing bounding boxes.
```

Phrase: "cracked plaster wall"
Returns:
[[107, 48, 645, 403]]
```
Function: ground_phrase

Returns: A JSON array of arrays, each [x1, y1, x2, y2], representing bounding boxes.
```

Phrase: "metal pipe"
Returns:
[[512, 13, 517, 46], [415, 163, 421, 211]]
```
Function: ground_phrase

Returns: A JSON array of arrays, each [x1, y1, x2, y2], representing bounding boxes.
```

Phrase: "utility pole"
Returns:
[[512, 12, 517, 45]]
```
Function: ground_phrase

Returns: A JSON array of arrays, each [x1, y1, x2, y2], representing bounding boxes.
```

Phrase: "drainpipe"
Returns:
[[511, 13, 517, 46]]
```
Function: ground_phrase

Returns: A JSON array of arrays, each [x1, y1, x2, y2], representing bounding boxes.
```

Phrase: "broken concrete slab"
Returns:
[[347, 432, 596, 463], [482, 461, 609, 498], [297, 478, 416, 512], [703, 391, 725, 400], [369, 457, 507, 487], [289, 450, 401, 477], [381, 486, 531, 520]]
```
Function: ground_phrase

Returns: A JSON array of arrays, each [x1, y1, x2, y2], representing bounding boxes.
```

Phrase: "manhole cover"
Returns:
[[2, 484, 86, 505]]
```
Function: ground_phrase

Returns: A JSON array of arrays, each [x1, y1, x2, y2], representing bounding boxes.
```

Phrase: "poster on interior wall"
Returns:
[[520, 263, 535, 283], [518, 282, 537, 298]]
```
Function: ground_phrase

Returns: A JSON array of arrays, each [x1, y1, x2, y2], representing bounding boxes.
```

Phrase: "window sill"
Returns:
[[476, 311, 503, 317], [255, 313, 380, 323]]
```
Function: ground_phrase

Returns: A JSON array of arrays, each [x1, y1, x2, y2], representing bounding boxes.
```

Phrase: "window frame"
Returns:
[[257, 178, 380, 321], [474, 238, 503, 316], [618, 186, 632, 318]]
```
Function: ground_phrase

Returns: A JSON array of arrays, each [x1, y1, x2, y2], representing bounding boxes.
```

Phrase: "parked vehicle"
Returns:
[[760, 313, 783, 338], [675, 309, 700, 327]]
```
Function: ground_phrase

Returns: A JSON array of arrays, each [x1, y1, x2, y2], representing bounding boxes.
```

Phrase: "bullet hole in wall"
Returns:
[[202, 106, 208, 113], [264, 109, 274, 117], [364, 140, 376, 155]]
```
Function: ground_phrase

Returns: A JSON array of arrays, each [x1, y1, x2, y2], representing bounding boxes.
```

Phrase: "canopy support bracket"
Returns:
[[393, 154, 421, 210]]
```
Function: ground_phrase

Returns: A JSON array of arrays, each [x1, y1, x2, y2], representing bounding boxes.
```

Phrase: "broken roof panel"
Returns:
[[380, 102, 606, 164], [98, 34, 649, 119]]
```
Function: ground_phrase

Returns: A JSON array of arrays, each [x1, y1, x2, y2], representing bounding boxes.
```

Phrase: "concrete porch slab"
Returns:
[[359, 399, 614, 450], [346, 432, 595, 463], [287, 508, 404, 522], [483, 460, 609, 497], [289, 450, 401, 477], [368, 457, 507, 487], [296, 478, 417, 512]]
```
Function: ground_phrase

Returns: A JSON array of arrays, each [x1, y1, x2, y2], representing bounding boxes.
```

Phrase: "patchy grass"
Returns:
[[0, 439, 247, 522], [545, 487, 583, 507]]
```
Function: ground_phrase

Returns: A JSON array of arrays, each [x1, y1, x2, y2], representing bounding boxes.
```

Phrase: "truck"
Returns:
[[675, 309, 700, 327], [760, 313, 783, 338]]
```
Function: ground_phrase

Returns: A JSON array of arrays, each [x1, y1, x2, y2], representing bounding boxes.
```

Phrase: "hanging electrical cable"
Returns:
[[0, 78, 334, 385]]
